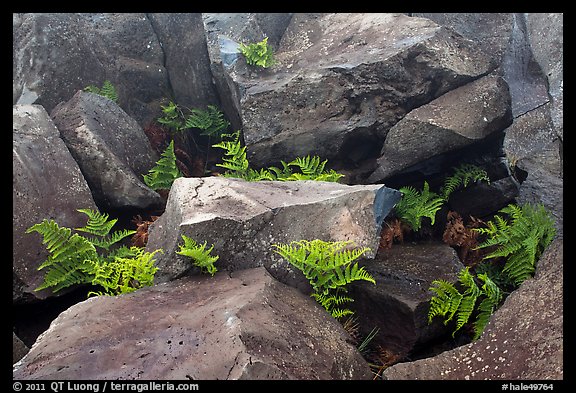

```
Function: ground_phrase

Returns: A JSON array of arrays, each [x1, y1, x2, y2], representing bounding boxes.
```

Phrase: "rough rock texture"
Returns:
[[368, 74, 512, 182], [146, 177, 401, 291], [13, 13, 219, 128], [382, 238, 563, 380], [13, 105, 98, 303], [13, 267, 372, 380], [349, 242, 465, 359], [50, 90, 163, 211], [212, 13, 495, 171], [13, 332, 29, 365]]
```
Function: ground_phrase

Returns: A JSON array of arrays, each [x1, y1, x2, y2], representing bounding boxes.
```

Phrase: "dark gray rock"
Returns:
[[211, 13, 496, 170], [146, 177, 401, 291], [50, 90, 163, 211], [368, 74, 512, 183], [13, 267, 372, 380], [13, 332, 29, 365], [382, 238, 563, 380], [349, 241, 464, 359], [13, 105, 98, 303]]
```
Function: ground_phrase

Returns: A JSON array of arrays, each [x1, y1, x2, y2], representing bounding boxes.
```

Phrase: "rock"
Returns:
[[13, 13, 219, 128], [411, 13, 513, 67], [13, 332, 29, 365], [368, 74, 512, 183], [146, 177, 401, 291], [13, 267, 372, 380], [13, 105, 98, 303], [349, 241, 465, 359], [215, 13, 496, 170], [381, 238, 563, 380], [50, 90, 163, 212]]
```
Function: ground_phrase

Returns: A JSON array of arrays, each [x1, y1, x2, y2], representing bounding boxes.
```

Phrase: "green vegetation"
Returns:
[[84, 80, 119, 103], [239, 37, 276, 68], [157, 101, 230, 139], [143, 140, 182, 191], [26, 209, 161, 296], [176, 235, 219, 276], [272, 239, 374, 319], [474, 203, 556, 287], [440, 163, 490, 200], [213, 131, 344, 182]]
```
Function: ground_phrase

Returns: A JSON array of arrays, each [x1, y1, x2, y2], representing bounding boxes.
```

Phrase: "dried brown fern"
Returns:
[[130, 215, 159, 248], [442, 211, 485, 267], [379, 218, 404, 251]]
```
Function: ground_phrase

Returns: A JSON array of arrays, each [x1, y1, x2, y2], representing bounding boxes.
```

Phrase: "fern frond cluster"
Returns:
[[157, 101, 230, 139], [394, 181, 444, 232], [157, 101, 186, 132], [176, 235, 219, 276], [473, 203, 556, 286], [238, 37, 276, 68], [441, 164, 490, 200], [213, 131, 344, 182], [428, 267, 502, 340], [143, 140, 182, 191], [26, 209, 161, 296], [84, 80, 119, 103], [272, 239, 374, 318]]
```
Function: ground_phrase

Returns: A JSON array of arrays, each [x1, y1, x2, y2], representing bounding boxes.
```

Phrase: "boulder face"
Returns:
[[50, 90, 163, 212], [146, 177, 401, 291], [13, 105, 98, 303], [215, 13, 496, 170], [349, 242, 465, 359], [368, 74, 512, 183], [13, 267, 372, 380], [381, 239, 563, 380]]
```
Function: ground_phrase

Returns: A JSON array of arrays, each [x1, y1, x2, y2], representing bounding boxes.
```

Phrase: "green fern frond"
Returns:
[[212, 131, 251, 176], [143, 140, 182, 191], [176, 235, 219, 276], [428, 279, 463, 324], [239, 37, 276, 68], [395, 181, 445, 231], [157, 101, 186, 132], [473, 273, 502, 339], [84, 80, 118, 103], [185, 105, 230, 139], [454, 268, 481, 334], [440, 164, 490, 200], [75, 208, 117, 237]]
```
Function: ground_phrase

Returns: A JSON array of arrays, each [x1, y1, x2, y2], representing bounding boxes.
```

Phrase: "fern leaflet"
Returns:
[[84, 80, 118, 103], [143, 140, 183, 191], [441, 163, 490, 200], [176, 235, 219, 276], [395, 181, 444, 231]]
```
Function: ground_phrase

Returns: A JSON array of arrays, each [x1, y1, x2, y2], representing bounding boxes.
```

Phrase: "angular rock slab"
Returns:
[[349, 241, 465, 359], [221, 13, 496, 168], [368, 74, 512, 182], [50, 90, 163, 211], [382, 239, 563, 380], [13, 267, 372, 380], [13, 104, 98, 303], [146, 177, 401, 290]]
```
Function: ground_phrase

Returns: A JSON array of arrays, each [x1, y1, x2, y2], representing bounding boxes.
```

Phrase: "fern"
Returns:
[[185, 105, 230, 139], [238, 37, 276, 68], [272, 239, 374, 318], [84, 80, 118, 103], [157, 101, 186, 132], [394, 181, 445, 231], [440, 163, 490, 200], [143, 140, 183, 191], [26, 209, 162, 296], [474, 203, 556, 286], [176, 235, 219, 276], [428, 267, 502, 339]]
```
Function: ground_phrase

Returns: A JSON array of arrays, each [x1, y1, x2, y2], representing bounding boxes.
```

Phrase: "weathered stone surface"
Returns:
[[13, 267, 372, 380], [50, 90, 163, 211], [13, 105, 98, 303], [13, 332, 29, 365], [146, 177, 401, 291], [214, 13, 495, 170], [349, 241, 465, 359], [13, 13, 219, 128], [412, 13, 513, 67], [368, 74, 512, 183], [382, 238, 563, 380]]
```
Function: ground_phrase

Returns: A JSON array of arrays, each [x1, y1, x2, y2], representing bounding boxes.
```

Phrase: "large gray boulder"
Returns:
[[50, 90, 163, 211], [211, 13, 496, 171], [13, 13, 219, 128], [13, 105, 98, 303], [13, 267, 372, 380], [368, 74, 512, 183], [349, 241, 465, 360], [146, 177, 401, 291], [381, 239, 563, 380]]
